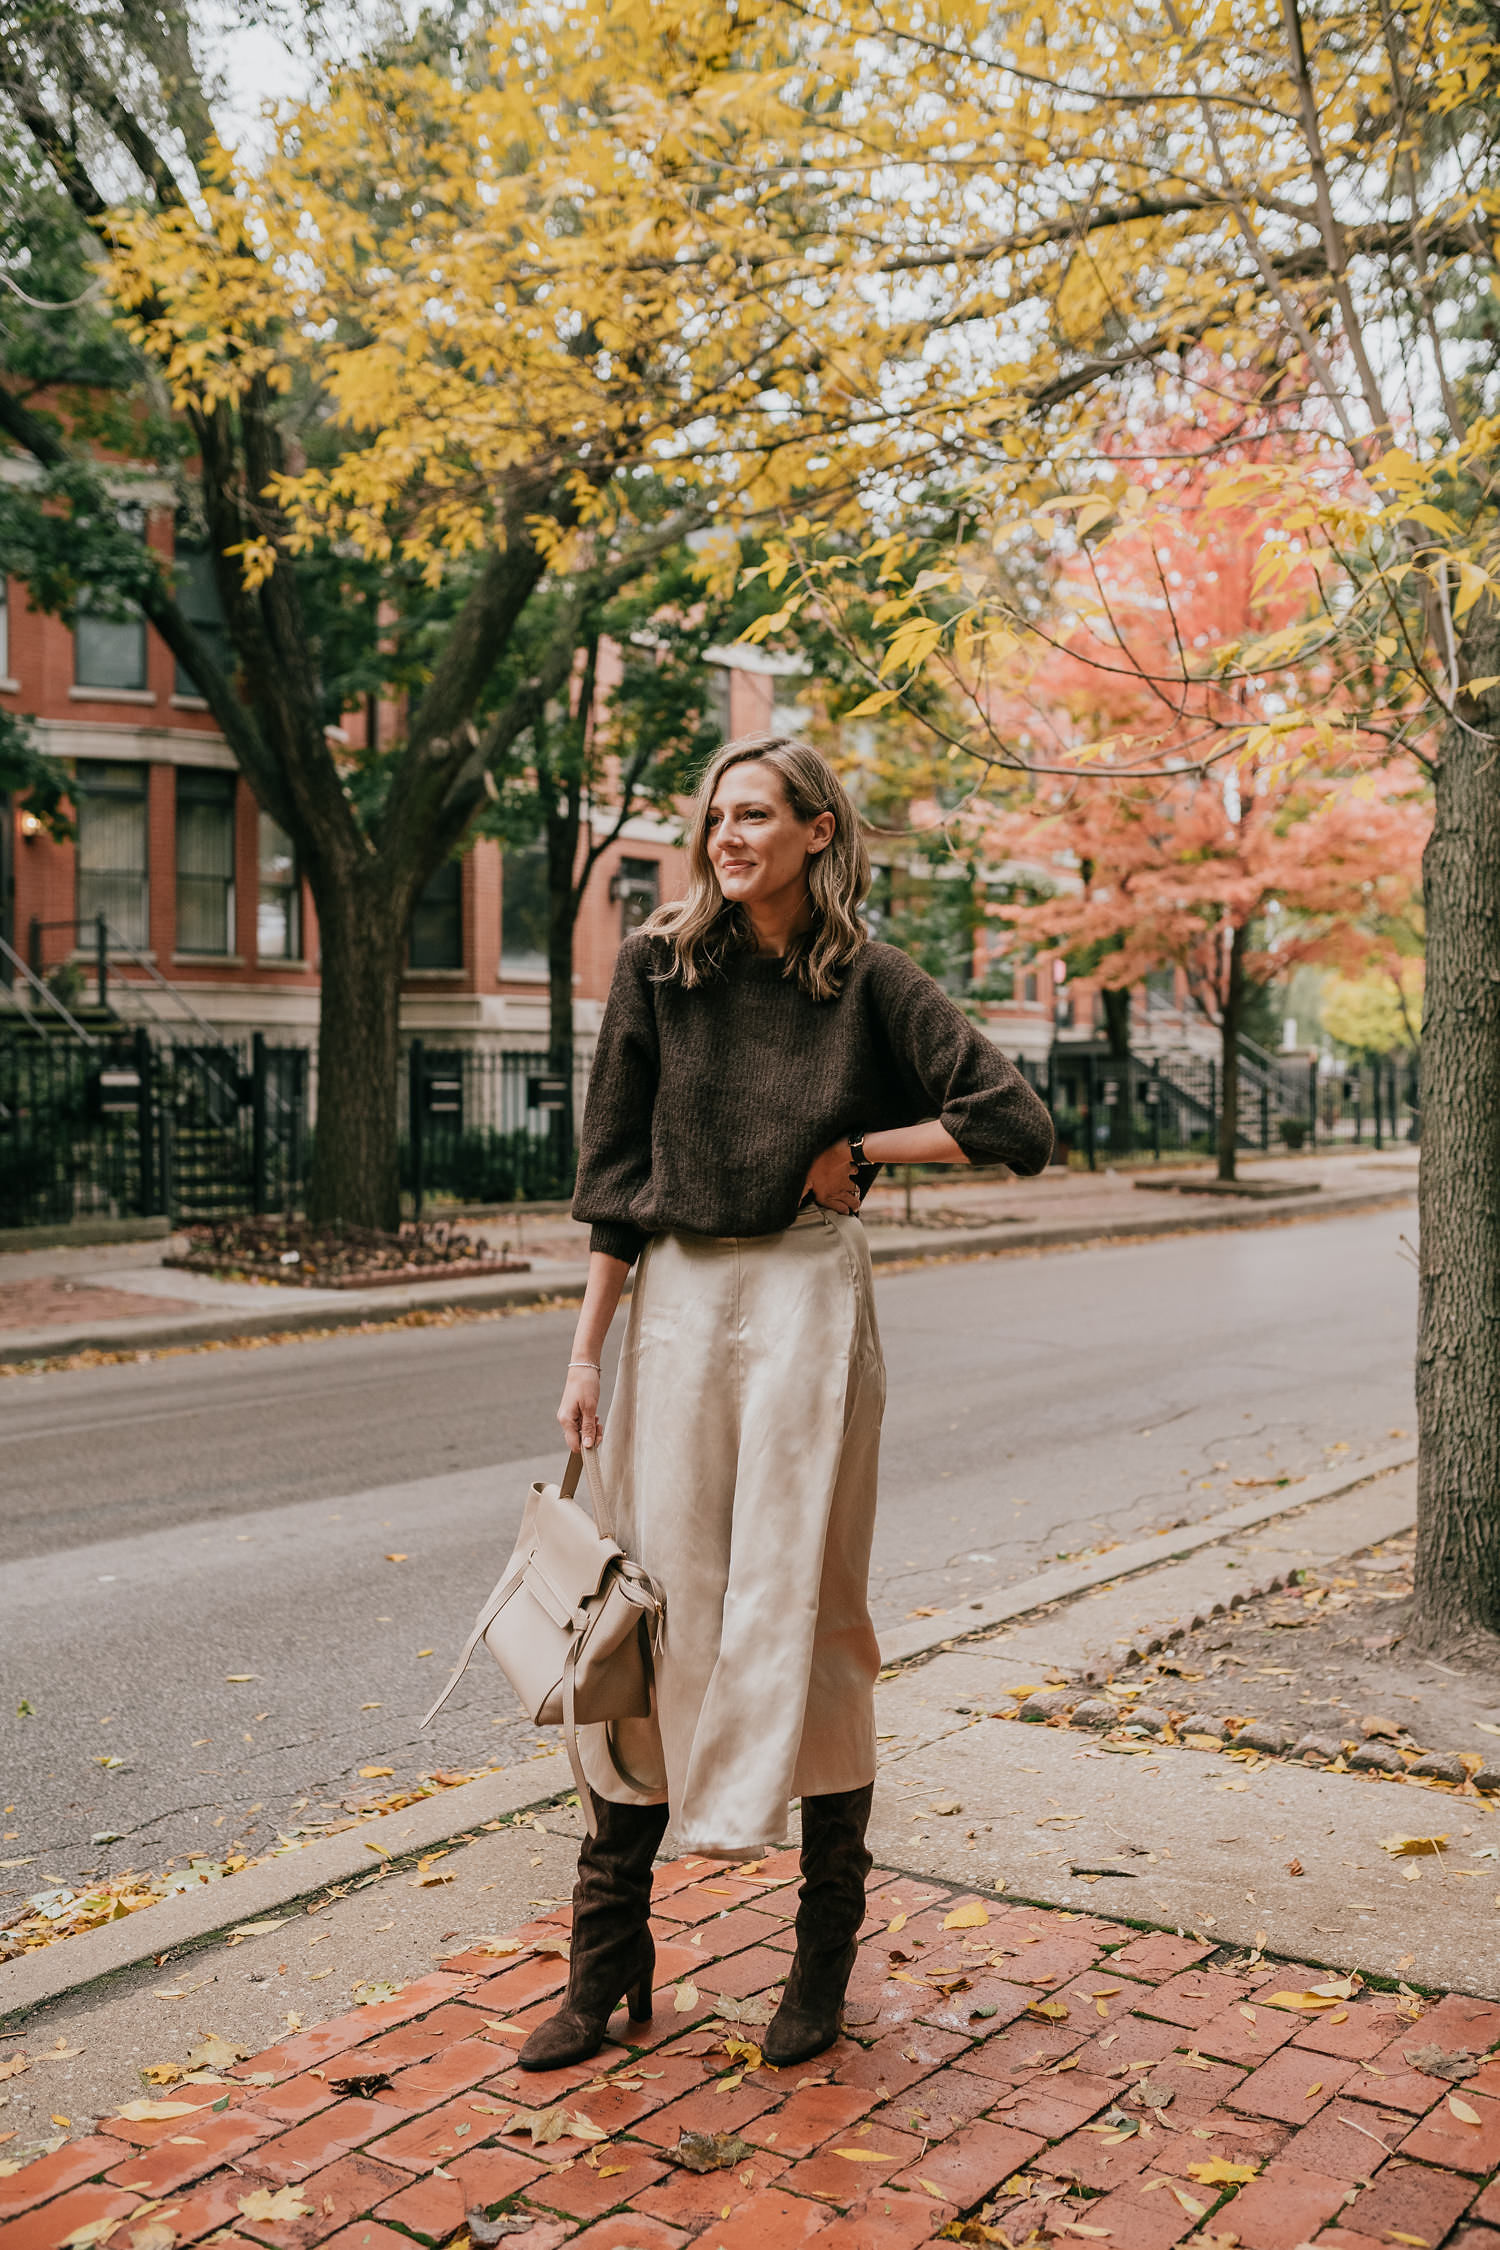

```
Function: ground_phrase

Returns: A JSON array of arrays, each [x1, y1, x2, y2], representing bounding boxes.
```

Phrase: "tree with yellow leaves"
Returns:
[[0, 0, 874, 1225]]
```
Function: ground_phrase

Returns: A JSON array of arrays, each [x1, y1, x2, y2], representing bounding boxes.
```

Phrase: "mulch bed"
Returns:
[[165, 1218, 530, 1289], [3, 1858, 1497, 2247]]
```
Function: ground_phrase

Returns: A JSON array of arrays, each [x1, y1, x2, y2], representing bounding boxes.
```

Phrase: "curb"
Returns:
[[862, 1181, 1413, 1269], [0, 1181, 1414, 1366], [0, 1750, 574, 2030], [0, 1270, 591, 1365], [876, 1436, 1417, 1669], [0, 1444, 1415, 2025]]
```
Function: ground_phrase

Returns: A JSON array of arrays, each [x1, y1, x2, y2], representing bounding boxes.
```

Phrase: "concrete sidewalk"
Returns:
[[0, 1148, 1417, 1365]]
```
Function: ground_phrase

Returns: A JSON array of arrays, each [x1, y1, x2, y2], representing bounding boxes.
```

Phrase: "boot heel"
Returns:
[[628, 1969, 653, 2021]]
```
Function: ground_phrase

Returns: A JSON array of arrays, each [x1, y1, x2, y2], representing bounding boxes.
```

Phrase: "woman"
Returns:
[[519, 733, 1053, 2075]]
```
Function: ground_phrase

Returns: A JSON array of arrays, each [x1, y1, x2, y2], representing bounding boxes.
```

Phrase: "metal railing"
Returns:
[[1021, 1043, 1418, 1168], [0, 931, 99, 1044]]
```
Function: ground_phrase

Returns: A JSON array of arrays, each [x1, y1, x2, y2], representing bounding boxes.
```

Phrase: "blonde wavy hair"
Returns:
[[643, 734, 870, 1001]]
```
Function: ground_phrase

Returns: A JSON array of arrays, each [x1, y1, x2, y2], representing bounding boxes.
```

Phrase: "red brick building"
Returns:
[[0, 490, 1203, 1070], [0, 500, 801, 1058]]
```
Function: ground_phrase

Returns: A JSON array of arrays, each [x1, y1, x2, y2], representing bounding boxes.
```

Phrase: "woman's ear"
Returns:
[[806, 810, 837, 857]]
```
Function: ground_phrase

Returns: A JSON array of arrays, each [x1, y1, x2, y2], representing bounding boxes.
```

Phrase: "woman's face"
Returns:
[[705, 760, 835, 914]]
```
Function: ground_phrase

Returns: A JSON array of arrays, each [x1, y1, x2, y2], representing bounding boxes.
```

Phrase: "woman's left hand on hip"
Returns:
[[803, 1138, 859, 1215]]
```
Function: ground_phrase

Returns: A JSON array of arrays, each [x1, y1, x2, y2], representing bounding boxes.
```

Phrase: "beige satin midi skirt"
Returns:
[[578, 1206, 886, 1858]]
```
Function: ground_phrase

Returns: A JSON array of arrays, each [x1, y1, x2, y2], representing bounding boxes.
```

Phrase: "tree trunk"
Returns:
[[1412, 620, 1500, 1652], [1217, 922, 1248, 1183], [1100, 986, 1132, 1058], [306, 875, 406, 1232], [546, 781, 584, 1175]]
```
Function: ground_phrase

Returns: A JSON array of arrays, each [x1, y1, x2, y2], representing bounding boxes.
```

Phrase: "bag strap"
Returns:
[[561, 1445, 616, 1542], [418, 1549, 530, 1728], [561, 1624, 664, 1838]]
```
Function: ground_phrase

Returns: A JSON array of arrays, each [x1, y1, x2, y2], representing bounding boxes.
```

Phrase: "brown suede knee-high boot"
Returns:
[[762, 1783, 873, 2067], [518, 1794, 671, 2071]]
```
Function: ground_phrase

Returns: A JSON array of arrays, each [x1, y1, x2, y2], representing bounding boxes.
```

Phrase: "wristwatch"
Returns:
[[848, 1131, 867, 1171]]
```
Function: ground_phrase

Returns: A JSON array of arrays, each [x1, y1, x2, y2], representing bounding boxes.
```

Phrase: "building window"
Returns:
[[1023, 971, 1039, 1006], [175, 768, 236, 954], [705, 661, 733, 739], [257, 813, 300, 960], [411, 856, 463, 969], [76, 760, 149, 948], [173, 537, 232, 698], [613, 855, 659, 939], [75, 507, 148, 691], [500, 845, 548, 978]]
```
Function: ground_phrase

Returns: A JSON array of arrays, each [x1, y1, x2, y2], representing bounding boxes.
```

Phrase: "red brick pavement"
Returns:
[[1, 1861, 1495, 2248]]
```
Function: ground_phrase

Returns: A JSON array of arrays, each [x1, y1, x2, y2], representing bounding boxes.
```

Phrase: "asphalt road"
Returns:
[[1, 1206, 1416, 1892]]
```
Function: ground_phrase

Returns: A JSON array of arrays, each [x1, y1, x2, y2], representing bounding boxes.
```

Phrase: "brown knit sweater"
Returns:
[[573, 933, 1055, 1264]]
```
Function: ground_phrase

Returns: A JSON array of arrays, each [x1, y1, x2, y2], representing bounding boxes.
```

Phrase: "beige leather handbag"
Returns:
[[420, 1448, 662, 1830]]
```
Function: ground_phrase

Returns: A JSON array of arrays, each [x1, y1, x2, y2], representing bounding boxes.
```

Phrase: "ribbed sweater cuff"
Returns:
[[589, 1220, 647, 1266]]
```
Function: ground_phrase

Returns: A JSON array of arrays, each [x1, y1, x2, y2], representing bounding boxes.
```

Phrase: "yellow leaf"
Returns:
[[845, 688, 900, 719], [1170, 2185, 1208, 2216], [1450, 2095, 1483, 2125], [943, 1901, 990, 1930], [833, 2147, 892, 2160], [1454, 561, 1490, 620], [1261, 1991, 1339, 2012], [1305, 2081, 1324, 2098], [1188, 2157, 1260, 2185], [917, 2178, 944, 2196], [886, 1912, 908, 1935], [114, 2099, 202, 2121], [360, 1766, 395, 1778], [1380, 1835, 1447, 1856], [1027, 2000, 1069, 2021]]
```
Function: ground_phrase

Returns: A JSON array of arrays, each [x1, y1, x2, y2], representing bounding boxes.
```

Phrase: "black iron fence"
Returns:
[[2, 1012, 1421, 1230], [0, 1027, 310, 1230], [1018, 1044, 1418, 1168], [0, 1024, 591, 1229], [400, 1040, 592, 1214]]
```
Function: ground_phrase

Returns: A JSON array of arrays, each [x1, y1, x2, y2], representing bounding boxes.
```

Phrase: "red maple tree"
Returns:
[[973, 447, 1428, 1178]]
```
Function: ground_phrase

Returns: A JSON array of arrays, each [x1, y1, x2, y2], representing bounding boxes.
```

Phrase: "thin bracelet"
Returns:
[[568, 1358, 601, 1371]]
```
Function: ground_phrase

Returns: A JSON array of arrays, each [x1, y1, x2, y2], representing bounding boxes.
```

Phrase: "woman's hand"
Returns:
[[804, 1138, 860, 1215], [558, 1362, 602, 1453]]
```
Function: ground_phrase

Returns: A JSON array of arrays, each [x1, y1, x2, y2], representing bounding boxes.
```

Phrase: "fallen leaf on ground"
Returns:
[[0, 2059, 25, 2082], [359, 1766, 395, 1780], [1188, 2157, 1260, 2185], [185, 2034, 248, 2071], [351, 1980, 400, 2004], [115, 2099, 202, 2121], [1404, 2044, 1478, 2081], [943, 1900, 990, 1930], [238, 2185, 315, 2221], [230, 1919, 287, 1938], [672, 2129, 755, 2172], [1450, 2095, 1484, 2124], [674, 1983, 700, 2012], [714, 1993, 774, 2026], [1380, 1834, 1447, 1857]]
